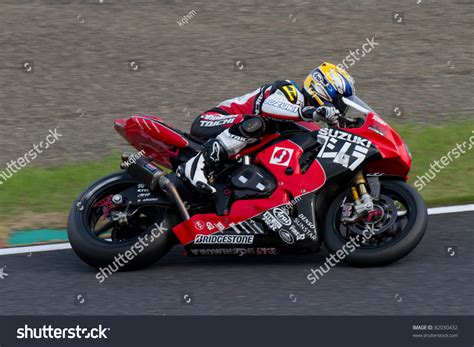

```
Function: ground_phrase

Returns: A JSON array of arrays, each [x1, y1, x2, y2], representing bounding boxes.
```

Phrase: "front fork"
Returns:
[[342, 171, 376, 222]]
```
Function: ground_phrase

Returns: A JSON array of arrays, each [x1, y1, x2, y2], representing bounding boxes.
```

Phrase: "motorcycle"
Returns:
[[67, 95, 427, 270]]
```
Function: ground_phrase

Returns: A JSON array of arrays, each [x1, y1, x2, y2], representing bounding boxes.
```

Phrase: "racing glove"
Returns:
[[300, 106, 340, 125]]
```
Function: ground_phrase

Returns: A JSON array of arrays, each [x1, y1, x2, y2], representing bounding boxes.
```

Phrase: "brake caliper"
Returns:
[[341, 171, 374, 223], [93, 195, 115, 220]]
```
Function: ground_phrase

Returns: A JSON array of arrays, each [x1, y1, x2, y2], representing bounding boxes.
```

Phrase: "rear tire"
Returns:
[[322, 180, 427, 266], [67, 172, 178, 271]]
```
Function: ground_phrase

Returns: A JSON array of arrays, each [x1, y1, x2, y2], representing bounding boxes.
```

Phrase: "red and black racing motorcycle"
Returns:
[[68, 96, 427, 269]]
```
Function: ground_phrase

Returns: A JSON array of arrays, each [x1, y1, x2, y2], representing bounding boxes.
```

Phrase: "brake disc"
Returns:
[[348, 194, 398, 236]]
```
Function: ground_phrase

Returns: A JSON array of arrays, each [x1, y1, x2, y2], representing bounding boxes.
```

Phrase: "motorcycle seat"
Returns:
[[183, 132, 205, 145]]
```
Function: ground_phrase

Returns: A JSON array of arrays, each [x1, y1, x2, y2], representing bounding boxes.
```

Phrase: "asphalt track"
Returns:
[[0, 211, 472, 315]]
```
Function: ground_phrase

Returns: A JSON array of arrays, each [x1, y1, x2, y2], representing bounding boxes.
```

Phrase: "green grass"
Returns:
[[0, 121, 472, 232], [395, 121, 473, 206], [0, 155, 120, 218]]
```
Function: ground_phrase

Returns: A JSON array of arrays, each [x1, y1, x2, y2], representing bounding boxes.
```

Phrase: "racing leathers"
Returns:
[[182, 80, 339, 193]]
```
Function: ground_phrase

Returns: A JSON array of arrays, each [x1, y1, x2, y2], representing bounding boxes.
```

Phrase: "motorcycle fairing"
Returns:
[[345, 113, 412, 179], [115, 115, 189, 169], [214, 164, 277, 215], [115, 110, 411, 253], [314, 127, 381, 181], [173, 140, 326, 248], [183, 192, 322, 255]]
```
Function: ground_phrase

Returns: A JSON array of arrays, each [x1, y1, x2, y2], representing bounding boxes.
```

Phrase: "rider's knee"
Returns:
[[231, 116, 266, 139]]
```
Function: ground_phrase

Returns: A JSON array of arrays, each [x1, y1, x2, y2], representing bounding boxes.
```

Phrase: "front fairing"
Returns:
[[342, 113, 412, 178], [339, 97, 412, 179]]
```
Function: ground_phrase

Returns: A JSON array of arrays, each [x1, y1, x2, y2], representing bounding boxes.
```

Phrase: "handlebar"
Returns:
[[337, 116, 365, 128], [303, 106, 364, 129], [315, 107, 342, 128]]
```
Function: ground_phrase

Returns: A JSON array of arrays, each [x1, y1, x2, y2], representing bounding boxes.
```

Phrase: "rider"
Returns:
[[182, 62, 355, 193]]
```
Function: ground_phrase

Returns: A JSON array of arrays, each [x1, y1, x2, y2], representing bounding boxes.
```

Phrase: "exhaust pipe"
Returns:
[[122, 153, 190, 221]]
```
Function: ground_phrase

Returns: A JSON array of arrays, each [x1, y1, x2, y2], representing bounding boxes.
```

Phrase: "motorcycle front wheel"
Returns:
[[322, 180, 428, 266]]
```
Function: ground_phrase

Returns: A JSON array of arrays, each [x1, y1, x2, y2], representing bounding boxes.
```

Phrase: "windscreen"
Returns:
[[342, 95, 375, 116]]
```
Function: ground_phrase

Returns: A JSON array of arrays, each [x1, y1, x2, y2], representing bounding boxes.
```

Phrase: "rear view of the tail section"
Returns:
[[114, 115, 196, 169]]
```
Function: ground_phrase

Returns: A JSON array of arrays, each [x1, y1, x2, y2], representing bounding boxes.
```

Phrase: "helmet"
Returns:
[[303, 62, 355, 114]]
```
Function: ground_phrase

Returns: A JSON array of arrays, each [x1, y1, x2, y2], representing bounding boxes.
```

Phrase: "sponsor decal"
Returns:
[[294, 222, 317, 241], [261, 205, 319, 242], [269, 146, 294, 166], [189, 248, 277, 256], [199, 115, 237, 127], [263, 206, 307, 238], [297, 213, 315, 229], [215, 222, 226, 231], [206, 222, 216, 231], [366, 172, 384, 177], [293, 218, 310, 232], [289, 225, 305, 240], [273, 207, 292, 226], [254, 89, 265, 114], [279, 229, 295, 244], [144, 162, 159, 172], [209, 142, 221, 162], [368, 126, 384, 136], [262, 211, 282, 231], [228, 133, 251, 143], [371, 114, 388, 127], [312, 71, 327, 85], [136, 184, 161, 202], [265, 98, 300, 113], [137, 185, 152, 199], [200, 119, 235, 127], [295, 214, 317, 240], [318, 128, 372, 148], [281, 85, 298, 102], [141, 197, 160, 202], [194, 234, 254, 244], [201, 114, 236, 121], [317, 128, 371, 171], [194, 221, 227, 232], [255, 247, 277, 255]]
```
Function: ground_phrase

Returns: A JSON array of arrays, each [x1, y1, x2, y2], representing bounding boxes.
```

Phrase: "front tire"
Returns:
[[322, 180, 428, 266], [68, 172, 178, 271]]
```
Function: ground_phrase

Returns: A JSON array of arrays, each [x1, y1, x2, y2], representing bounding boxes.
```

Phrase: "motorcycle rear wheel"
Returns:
[[67, 172, 178, 271]]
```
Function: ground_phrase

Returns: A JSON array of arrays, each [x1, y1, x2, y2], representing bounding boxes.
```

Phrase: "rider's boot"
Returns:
[[181, 128, 251, 193], [182, 137, 226, 194]]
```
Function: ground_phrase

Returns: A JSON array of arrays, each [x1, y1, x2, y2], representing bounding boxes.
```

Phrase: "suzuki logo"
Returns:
[[270, 147, 294, 167]]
